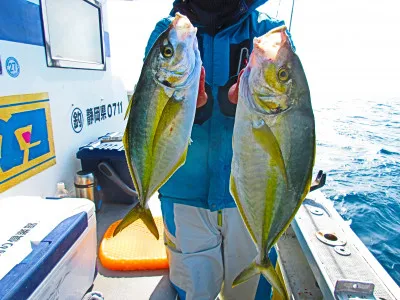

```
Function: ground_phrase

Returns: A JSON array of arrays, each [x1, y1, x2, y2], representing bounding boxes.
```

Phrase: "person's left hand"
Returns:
[[227, 69, 245, 104]]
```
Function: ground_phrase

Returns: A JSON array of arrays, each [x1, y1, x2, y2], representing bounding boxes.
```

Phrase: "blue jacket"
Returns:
[[144, 1, 292, 211]]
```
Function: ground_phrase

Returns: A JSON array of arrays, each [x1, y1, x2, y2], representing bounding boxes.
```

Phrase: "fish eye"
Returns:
[[278, 67, 289, 82], [162, 45, 174, 58]]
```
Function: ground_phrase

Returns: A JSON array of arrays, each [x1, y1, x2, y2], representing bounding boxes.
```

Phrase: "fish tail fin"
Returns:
[[141, 206, 160, 240], [112, 205, 160, 240], [232, 259, 288, 300], [259, 259, 288, 300], [232, 262, 260, 287]]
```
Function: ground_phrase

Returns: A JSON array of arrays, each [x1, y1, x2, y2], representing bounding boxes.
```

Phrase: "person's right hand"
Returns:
[[197, 66, 208, 108]]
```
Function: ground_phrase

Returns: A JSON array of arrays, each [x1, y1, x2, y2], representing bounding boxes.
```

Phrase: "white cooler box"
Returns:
[[0, 196, 97, 300]]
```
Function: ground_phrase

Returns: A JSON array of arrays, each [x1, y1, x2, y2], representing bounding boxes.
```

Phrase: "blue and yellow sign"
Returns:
[[0, 93, 56, 192]]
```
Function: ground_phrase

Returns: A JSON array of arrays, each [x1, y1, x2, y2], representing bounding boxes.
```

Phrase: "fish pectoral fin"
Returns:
[[113, 205, 160, 240], [252, 120, 289, 187], [233, 258, 288, 300]]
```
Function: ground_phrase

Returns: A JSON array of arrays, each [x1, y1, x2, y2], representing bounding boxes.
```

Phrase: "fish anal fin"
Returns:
[[229, 175, 258, 245], [149, 145, 188, 196], [233, 258, 288, 300], [268, 177, 311, 249]]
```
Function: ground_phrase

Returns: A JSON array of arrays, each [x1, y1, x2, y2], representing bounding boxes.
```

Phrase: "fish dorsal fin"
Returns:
[[124, 94, 135, 120], [122, 129, 142, 201]]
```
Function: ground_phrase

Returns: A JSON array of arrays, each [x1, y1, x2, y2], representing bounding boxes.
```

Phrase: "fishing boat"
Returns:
[[0, 0, 399, 299]]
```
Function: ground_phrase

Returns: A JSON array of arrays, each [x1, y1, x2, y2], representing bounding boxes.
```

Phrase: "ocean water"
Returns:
[[313, 97, 400, 286]]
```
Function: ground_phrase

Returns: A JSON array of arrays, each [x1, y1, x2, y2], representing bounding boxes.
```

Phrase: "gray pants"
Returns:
[[162, 202, 260, 300]]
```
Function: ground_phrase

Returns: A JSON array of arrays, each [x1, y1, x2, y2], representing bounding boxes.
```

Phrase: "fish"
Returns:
[[230, 25, 315, 299], [113, 13, 202, 239]]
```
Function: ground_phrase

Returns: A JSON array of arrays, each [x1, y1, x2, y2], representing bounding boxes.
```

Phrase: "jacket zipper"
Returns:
[[218, 210, 223, 226]]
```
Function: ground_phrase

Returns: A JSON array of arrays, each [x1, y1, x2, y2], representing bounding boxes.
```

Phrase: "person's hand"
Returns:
[[227, 69, 245, 104], [197, 66, 208, 108]]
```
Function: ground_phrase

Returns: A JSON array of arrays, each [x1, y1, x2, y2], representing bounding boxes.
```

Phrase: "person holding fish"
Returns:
[[119, 0, 316, 299]]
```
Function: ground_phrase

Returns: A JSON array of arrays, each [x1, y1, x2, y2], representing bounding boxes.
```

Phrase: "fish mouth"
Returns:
[[171, 13, 197, 40], [253, 25, 288, 61], [172, 13, 194, 30]]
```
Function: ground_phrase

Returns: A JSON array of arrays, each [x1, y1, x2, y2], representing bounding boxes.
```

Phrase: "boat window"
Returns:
[[40, 0, 106, 70]]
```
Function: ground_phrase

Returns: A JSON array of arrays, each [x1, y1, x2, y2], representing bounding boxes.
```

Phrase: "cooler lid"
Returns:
[[0, 212, 87, 300], [0, 196, 94, 299]]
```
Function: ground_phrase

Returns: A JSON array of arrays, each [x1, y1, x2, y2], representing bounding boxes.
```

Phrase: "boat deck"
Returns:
[[92, 196, 177, 300], [90, 191, 400, 300]]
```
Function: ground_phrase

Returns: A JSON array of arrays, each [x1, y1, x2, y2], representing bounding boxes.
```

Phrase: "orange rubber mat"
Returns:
[[99, 217, 169, 271]]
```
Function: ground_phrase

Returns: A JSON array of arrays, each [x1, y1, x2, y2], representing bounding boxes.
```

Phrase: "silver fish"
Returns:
[[113, 13, 202, 239], [230, 25, 316, 299]]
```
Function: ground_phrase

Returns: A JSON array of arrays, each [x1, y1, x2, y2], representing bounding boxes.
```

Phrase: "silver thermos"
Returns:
[[74, 171, 96, 202]]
